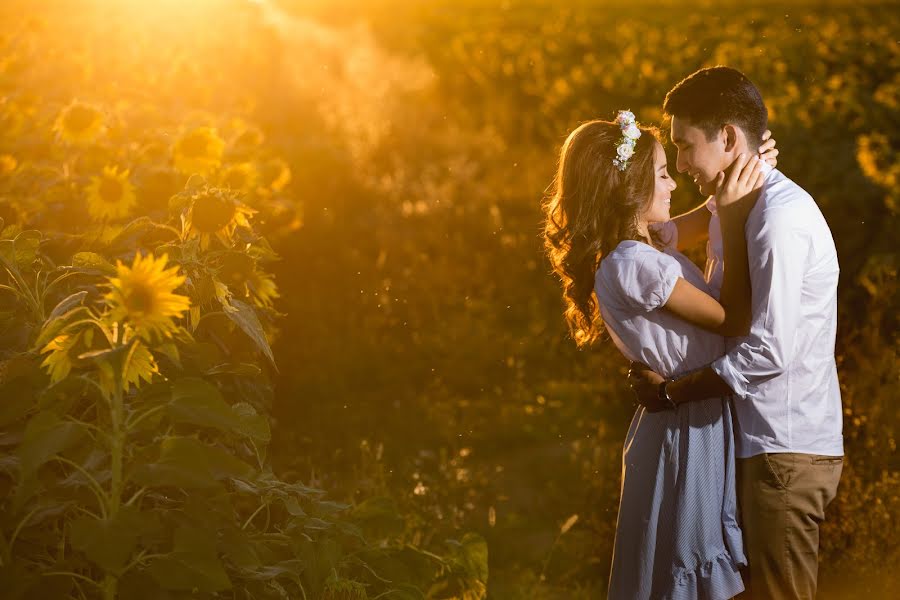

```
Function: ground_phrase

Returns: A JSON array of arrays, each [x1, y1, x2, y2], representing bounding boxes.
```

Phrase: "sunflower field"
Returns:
[[0, 0, 897, 598]]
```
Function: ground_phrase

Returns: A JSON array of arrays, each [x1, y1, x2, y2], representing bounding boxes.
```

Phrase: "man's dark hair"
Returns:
[[663, 66, 768, 150]]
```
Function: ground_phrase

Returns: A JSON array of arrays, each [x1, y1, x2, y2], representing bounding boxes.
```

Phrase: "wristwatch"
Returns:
[[658, 379, 677, 411]]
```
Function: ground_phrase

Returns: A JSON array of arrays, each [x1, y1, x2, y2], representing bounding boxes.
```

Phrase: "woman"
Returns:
[[542, 111, 774, 599]]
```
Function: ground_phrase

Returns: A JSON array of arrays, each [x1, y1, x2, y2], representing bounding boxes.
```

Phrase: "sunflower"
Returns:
[[220, 162, 259, 192], [85, 165, 137, 221], [54, 100, 105, 145], [172, 127, 225, 176], [214, 252, 279, 308], [186, 187, 255, 250], [105, 251, 191, 342], [248, 270, 279, 308]]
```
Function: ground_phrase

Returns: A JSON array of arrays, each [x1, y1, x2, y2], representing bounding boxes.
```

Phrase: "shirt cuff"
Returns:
[[711, 354, 751, 399]]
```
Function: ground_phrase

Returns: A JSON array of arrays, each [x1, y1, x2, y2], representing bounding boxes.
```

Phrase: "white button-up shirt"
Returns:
[[709, 167, 844, 458]]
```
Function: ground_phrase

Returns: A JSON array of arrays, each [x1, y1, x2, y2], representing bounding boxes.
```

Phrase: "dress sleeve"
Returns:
[[598, 246, 682, 312]]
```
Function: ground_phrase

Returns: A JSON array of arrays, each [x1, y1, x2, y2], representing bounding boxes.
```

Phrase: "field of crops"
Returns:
[[0, 0, 897, 598]]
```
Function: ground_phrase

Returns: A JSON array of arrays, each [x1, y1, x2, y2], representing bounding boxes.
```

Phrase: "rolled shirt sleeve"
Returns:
[[711, 205, 808, 399]]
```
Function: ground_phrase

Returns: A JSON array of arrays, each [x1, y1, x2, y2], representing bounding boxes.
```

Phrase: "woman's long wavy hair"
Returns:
[[542, 119, 662, 347]]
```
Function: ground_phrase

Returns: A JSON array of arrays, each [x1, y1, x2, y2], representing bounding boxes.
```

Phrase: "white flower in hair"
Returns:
[[617, 143, 635, 160], [612, 109, 641, 171]]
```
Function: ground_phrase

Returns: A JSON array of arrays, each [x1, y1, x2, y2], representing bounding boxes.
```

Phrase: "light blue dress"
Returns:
[[595, 240, 746, 599]]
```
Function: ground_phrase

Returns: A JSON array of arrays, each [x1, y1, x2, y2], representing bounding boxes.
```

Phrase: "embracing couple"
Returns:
[[543, 66, 844, 599]]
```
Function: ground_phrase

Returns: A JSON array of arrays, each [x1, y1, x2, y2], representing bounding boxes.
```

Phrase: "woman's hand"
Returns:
[[627, 362, 669, 412], [758, 129, 779, 168], [714, 153, 765, 213]]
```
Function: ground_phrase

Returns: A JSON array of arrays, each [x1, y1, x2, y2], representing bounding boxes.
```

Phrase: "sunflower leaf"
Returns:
[[16, 410, 86, 476], [146, 524, 232, 593], [130, 435, 255, 489], [168, 378, 270, 442], [70, 506, 156, 573], [71, 252, 117, 276], [224, 299, 276, 369], [0, 230, 42, 274], [46, 290, 89, 322]]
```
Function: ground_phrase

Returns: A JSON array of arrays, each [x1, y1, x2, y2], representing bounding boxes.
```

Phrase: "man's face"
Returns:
[[670, 116, 728, 196]]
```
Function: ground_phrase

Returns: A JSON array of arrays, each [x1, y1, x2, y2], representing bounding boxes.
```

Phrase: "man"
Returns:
[[632, 66, 844, 599]]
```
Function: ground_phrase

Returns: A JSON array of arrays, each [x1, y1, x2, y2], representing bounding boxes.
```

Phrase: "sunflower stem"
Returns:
[[104, 338, 129, 600]]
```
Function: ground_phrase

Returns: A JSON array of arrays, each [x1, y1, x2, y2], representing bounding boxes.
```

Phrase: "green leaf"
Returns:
[[427, 534, 489, 600], [241, 560, 305, 591], [0, 230, 41, 274], [303, 517, 332, 531], [13, 411, 86, 511], [168, 378, 270, 442], [316, 499, 351, 514], [117, 569, 172, 600], [33, 291, 93, 350], [451, 533, 488, 583], [324, 575, 367, 600], [349, 496, 406, 539], [105, 217, 169, 254], [224, 299, 276, 368], [231, 401, 271, 442], [293, 537, 342, 593], [0, 382, 34, 428], [374, 584, 427, 600], [219, 528, 262, 571], [46, 290, 89, 322], [147, 524, 232, 593], [0, 559, 73, 599], [280, 496, 307, 517], [206, 362, 262, 376], [69, 505, 153, 573], [131, 436, 255, 489], [71, 252, 117, 275], [16, 411, 86, 476]]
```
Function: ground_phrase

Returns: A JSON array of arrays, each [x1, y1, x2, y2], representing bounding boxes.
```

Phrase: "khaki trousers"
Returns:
[[736, 453, 843, 600]]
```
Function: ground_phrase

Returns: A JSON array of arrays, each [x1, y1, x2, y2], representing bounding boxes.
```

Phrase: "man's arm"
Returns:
[[632, 204, 807, 408], [669, 200, 713, 252], [708, 206, 806, 399]]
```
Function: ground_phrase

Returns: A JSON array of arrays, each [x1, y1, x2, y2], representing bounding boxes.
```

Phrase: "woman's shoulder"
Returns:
[[602, 240, 677, 268], [596, 240, 684, 311], [596, 240, 680, 286]]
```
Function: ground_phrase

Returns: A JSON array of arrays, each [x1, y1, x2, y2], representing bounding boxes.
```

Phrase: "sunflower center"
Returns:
[[65, 105, 98, 133], [98, 176, 124, 203], [124, 282, 157, 315], [180, 132, 209, 158], [192, 193, 236, 233]]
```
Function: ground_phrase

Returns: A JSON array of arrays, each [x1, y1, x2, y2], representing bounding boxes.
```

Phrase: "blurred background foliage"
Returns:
[[0, 0, 897, 597]]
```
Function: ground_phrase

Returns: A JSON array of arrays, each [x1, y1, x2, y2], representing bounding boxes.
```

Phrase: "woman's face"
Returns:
[[642, 141, 677, 224]]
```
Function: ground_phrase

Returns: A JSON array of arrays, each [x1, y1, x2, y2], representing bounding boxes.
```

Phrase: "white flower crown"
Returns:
[[612, 110, 642, 171]]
